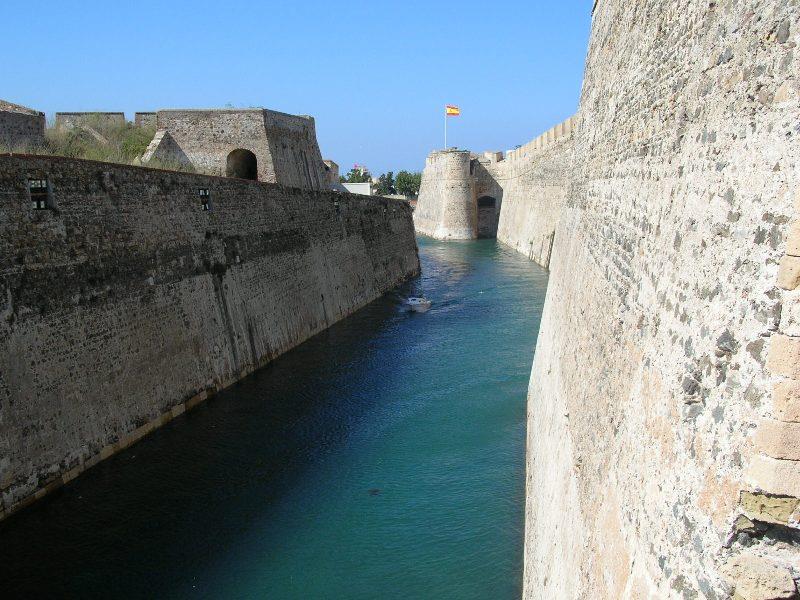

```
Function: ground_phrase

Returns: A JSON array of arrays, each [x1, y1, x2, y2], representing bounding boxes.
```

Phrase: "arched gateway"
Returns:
[[226, 149, 258, 180], [477, 196, 498, 239]]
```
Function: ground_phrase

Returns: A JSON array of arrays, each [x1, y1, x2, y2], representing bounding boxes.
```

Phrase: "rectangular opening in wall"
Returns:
[[199, 188, 211, 211], [29, 178, 49, 210]]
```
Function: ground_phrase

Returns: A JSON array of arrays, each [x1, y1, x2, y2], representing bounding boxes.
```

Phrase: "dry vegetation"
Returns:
[[3, 113, 200, 174]]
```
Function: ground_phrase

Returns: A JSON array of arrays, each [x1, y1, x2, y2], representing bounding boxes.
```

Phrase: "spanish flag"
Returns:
[[445, 105, 460, 116]]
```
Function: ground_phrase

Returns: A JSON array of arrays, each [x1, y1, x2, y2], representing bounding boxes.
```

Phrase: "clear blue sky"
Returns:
[[1, 1, 592, 175]]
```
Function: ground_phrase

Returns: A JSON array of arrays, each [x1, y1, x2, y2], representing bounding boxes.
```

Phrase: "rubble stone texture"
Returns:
[[523, 0, 800, 598], [0, 100, 46, 151], [142, 108, 329, 190]]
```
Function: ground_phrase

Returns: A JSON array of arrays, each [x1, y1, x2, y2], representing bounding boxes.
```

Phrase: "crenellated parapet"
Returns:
[[503, 114, 580, 163]]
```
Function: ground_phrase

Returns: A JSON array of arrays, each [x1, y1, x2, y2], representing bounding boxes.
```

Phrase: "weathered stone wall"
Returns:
[[493, 117, 577, 268], [0, 154, 419, 521], [524, 1, 799, 598], [134, 112, 157, 128], [414, 150, 477, 239], [0, 101, 46, 151], [145, 109, 328, 190]]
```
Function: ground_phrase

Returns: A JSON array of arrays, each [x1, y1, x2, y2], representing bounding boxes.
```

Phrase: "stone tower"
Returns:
[[413, 149, 477, 239]]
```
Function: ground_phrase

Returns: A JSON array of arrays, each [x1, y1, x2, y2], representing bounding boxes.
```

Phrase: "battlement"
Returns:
[[503, 114, 579, 162]]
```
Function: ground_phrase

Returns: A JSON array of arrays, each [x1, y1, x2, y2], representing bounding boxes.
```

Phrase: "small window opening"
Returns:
[[199, 188, 211, 211], [29, 179, 49, 210], [334, 200, 340, 214]]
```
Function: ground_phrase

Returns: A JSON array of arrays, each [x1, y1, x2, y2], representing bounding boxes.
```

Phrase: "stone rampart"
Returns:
[[0, 154, 420, 521], [144, 108, 328, 190], [524, 0, 800, 598], [0, 100, 46, 151], [492, 116, 577, 268]]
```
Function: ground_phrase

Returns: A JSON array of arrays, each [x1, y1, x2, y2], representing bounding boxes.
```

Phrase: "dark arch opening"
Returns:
[[477, 196, 498, 239], [226, 149, 258, 180]]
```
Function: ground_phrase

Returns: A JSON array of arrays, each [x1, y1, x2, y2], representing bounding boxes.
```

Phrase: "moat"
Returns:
[[1, 237, 548, 599]]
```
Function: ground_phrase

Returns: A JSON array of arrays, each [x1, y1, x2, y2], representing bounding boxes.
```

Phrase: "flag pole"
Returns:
[[444, 108, 447, 149]]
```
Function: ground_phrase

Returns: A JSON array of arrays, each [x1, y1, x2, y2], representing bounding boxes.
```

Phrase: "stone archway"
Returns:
[[226, 149, 258, 180], [477, 196, 498, 238]]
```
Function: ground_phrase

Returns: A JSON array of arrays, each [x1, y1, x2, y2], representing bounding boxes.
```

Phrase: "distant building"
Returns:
[[0, 99, 46, 151]]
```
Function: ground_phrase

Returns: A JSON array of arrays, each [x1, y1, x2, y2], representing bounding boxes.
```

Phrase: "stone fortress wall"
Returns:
[[142, 109, 329, 190], [412, 115, 577, 268], [134, 112, 157, 128], [524, 0, 800, 598], [490, 116, 577, 268], [0, 154, 420, 522], [0, 100, 46, 152]]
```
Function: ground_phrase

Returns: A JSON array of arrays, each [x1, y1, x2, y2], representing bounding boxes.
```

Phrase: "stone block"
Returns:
[[745, 455, 800, 498], [773, 381, 800, 422], [786, 221, 800, 257], [776, 255, 800, 290], [754, 419, 800, 460], [723, 554, 797, 600], [779, 293, 800, 337], [740, 491, 800, 525], [767, 335, 800, 379], [774, 82, 794, 104]]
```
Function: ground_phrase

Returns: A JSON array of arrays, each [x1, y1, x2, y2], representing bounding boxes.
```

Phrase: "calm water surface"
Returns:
[[1, 237, 548, 599]]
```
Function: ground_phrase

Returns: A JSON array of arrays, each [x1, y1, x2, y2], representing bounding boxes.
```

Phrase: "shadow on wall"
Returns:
[[226, 149, 258, 180]]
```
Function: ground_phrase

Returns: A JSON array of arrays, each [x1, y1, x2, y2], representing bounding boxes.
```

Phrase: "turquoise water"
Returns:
[[0, 238, 548, 599]]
